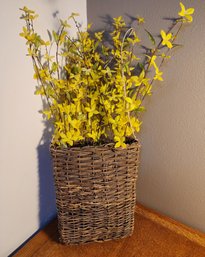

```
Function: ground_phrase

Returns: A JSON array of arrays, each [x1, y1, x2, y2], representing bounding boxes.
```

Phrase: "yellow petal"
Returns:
[[186, 8, 195, 15], [186, 15, 193, 23], [167, 41, 173, 49], [179, 2, 185, 14], [115, 141, 121, 148], [160, 30, 166, 38], [121, 142, 127, 148], [167, 33, 172, 40]]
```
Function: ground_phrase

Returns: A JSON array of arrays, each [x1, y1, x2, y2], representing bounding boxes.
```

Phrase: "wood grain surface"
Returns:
[[13, 203, 205, 257]]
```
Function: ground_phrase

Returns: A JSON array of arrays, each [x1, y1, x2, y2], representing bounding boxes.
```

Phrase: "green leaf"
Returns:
[[51, 62, 58, 72], [52, 30, 59, 42], [139, 63, 145, 70], [68, 12, 80, 20], [20, 6, 35, 14], [71, 12, 80, 17], [47, 30, 52, 41], [172, 43, 183, 48], [94, 41, 99, 50], [60, 19, 71, 28], [145, 29, 156, 45]]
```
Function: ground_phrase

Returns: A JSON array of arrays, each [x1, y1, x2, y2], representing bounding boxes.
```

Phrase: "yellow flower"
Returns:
[[130, 117, 141, 132], [87, 23, 92, 29], [94, 31, 104, 41], [113, 16, 126, 29], [42, 110, 52, 119], [178, 2, 194, 23], [161, 53, 171, 59], [161, 30, 173, 49], [154, 69, 163, 81], [60, 132, 73, 146], [87, 131, 98, 141], [85, 99, 99, 119], [85, 106, 99, 119], [137, 16, 145, 24], [148, 55, 157, 69], [114, 136, 127, 148]]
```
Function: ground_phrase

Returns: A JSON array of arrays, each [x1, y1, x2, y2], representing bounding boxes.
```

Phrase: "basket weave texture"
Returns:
[[50, 141, 140, 244]]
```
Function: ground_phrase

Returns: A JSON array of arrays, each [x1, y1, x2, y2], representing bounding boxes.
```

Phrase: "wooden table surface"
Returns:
[[13, 203, 205, 257]]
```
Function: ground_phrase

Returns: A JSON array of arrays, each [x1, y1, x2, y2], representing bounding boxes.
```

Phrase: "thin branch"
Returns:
[[141, 21, 183, 102], [135, 20, 180, 101], [120, 27, 137, 141], [55, 25, 65, 79]]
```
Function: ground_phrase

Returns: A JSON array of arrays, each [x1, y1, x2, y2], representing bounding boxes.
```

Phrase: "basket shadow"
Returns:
[[37, 119, 58, 241]]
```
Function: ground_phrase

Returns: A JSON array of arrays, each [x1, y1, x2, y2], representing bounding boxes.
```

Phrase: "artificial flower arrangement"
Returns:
[[19, 2, 194, 149]]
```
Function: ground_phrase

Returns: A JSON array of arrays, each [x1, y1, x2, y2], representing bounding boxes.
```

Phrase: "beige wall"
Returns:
[[0, 1, 87, 256], [87, 0, 205, 232]]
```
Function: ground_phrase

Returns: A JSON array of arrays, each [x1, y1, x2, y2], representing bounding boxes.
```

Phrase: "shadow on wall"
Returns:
[[36, 3, 61, 229], [37, 119, 57, 228]]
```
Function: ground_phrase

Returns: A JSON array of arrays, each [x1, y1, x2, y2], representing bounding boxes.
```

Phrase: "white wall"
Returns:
[[87, 0, 205, 233], [0, 1, 87, 256]]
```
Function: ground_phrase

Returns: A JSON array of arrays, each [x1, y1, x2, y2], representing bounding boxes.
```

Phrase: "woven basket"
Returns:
[[50, 141, 140, 244]]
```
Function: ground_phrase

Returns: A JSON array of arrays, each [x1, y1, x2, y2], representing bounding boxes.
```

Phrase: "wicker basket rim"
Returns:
[[50, 140, 140, 151]]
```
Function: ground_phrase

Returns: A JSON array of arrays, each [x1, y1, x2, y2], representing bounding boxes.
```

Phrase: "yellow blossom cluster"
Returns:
[[19, 2, 194, 148]]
